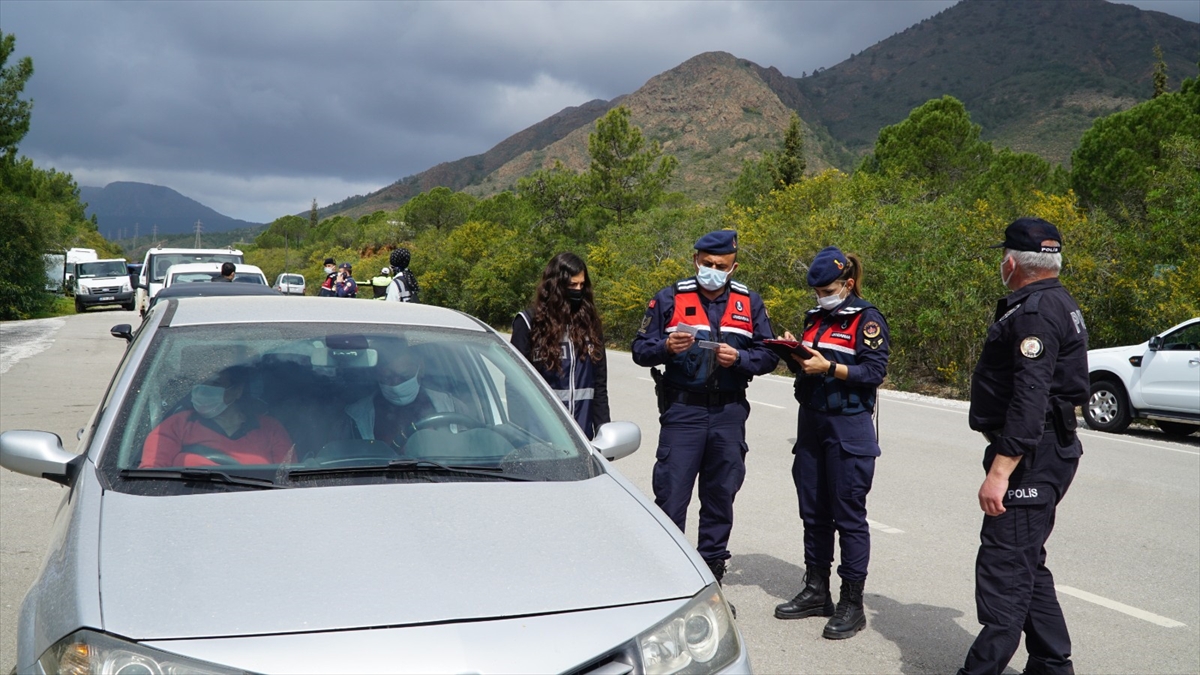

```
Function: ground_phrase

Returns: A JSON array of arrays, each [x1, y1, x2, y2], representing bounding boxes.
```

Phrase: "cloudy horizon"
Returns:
[[4, 0, 1197, 224]]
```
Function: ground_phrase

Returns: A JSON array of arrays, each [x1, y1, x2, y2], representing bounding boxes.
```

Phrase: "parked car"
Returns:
[[136, 247, 244, 317], [0, 297, 748, 675], [274, 272, 306, 295], [71, 259, 134, 312], [146, 281, 280, 312], [162, 262, 268, 287], [1084, 318, 1200, 437]]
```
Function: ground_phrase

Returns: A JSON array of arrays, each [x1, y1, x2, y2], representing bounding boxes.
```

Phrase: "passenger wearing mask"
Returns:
[[387, 248, 420, 303], [140, 365, 294, 467], [511, 252, 610, 439]]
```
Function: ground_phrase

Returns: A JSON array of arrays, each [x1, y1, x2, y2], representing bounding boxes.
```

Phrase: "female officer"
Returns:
[[511, 253, 610, 439], [774, 246, 890, 640]]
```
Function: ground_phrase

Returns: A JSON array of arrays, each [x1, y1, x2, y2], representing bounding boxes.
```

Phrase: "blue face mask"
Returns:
[[379, 375, 420, 406], [696, 265, 729, 292], [191, 384, 230, 419]]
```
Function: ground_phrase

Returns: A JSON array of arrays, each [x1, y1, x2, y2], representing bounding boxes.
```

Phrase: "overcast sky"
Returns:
[[4, 0, 1196, 223]]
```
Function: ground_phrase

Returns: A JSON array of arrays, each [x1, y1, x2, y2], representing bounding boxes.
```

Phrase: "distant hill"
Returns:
[[324, 0, 1199, 217], [81, 182, 262, 240]]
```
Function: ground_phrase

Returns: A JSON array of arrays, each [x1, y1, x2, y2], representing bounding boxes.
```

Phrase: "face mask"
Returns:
[[325, 266, 335, 275], [696, 265, 729, 292], [566, 288, 584, 311], [379, 374, 420, 406], [191, 384, 230, 419], [816, 284, 848, 311], [1000, 256, 1015, 287]]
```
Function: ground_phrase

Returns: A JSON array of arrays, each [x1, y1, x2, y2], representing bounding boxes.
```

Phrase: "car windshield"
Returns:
[[280, 275, 303, 285], [172, 272, 220, 284], [98, 323, 598, 494], [150, 254, 241, 282], [233, 274, 266, 285], [78, 261, 127, 277]]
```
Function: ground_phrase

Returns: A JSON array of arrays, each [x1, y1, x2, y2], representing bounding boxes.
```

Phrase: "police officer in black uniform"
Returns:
[[774, 246, 889, 640], [960, 218, 1088, 675], [631, 230, 778, 604]]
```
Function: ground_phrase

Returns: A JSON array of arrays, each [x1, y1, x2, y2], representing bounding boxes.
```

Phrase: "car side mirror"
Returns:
[[0, 430, 82, 486], [110, 324, 134, 343], [591, 421, 641, 461], [1148, 336, 1163, 352]]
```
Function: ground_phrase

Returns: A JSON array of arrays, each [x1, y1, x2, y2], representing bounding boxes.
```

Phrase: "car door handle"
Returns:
[[1190, 358, 1200, 366]]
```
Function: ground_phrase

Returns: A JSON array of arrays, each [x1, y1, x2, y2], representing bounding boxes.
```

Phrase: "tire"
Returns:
[[1083, 379, 1131, 433], [1155, 421, 1198, 438], [74, 298, 85, 313], [122, 301, 135, 311]]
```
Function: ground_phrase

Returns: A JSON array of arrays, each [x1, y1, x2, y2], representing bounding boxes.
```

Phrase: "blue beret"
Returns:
[[807, 246, 849, 287], [694, 230, 738, 254]]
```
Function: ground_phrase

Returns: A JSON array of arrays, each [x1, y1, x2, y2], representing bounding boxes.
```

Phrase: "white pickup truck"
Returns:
[[1084, 318, 1200, 437]]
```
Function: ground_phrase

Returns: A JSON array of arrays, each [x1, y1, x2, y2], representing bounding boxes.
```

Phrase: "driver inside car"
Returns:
[[341, 339, 472, 447], [140, 365, 296, 467]]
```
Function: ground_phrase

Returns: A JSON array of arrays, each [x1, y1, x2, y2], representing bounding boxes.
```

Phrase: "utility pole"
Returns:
[[193, 220, 203, 248], [134, 223, 139, 249], [151, 224, 158, 247]]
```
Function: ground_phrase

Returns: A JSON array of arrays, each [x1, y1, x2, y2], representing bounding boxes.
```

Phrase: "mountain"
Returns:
[[80, 182, 262, 240], [755, 0, 1199, 163], [326, 0, 1199, 217]]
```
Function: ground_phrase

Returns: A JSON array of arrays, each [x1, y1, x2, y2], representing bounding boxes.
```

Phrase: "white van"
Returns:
[[136, 247, 244, 317], [73, 259, 133, 312]]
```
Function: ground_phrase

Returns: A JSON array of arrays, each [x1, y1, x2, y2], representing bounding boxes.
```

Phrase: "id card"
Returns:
[[696, 340, 720, 350]]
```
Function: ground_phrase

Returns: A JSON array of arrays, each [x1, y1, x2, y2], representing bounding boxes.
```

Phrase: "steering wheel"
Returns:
[[179, 444, 240, 465], [413, 413, 481, 431]]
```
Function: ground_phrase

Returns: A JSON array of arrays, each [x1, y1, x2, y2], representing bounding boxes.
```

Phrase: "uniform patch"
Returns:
[[863, 321, 881, 339], [735, 300, 745, 312], [1020, 336, 1044, 359], [864, 336, 884, 350], [639, 315, 652, 334], [648, 299, 656, 309], [841, 319, 850, 330], [685, 306, 697, 316]]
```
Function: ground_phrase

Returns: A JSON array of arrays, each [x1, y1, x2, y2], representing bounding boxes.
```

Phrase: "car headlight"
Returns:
[[121, 280, 132, 292], [38, 629, 246, 675], [636, 583, 740, 674]]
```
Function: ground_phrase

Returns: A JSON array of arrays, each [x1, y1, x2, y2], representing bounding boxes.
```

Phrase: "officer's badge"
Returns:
[[735, 300, 744, 312], [841, 319, 850, 330], [863, 322, 881, 338], [639, 314, 652, 334], [1020, 336, 1044, 359]]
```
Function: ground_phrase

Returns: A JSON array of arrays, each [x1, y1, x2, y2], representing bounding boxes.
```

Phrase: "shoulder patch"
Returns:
[[1020, 336, 1044, 359], [639, 314, 652, 334], [648, 298, 656, 309], [863, 321, 881, 338]]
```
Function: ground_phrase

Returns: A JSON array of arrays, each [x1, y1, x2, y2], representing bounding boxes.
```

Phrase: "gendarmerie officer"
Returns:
[[959, 218, 1088, 675], [775, 246, 889, 640], [631, 230, 778, 599]]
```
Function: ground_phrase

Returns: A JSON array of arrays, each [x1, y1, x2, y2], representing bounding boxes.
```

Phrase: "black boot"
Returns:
[[774, 566, 834, 620], [822, 579, 866, 639], [706, 559, 736, 619]]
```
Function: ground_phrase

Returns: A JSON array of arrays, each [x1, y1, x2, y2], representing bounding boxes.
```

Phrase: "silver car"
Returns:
[[1, 297, 749, 674]]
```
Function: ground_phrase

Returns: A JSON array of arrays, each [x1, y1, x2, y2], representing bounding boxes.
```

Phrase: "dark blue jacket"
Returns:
[[788, 295, 889, 416], [511, 311, 610, 439]]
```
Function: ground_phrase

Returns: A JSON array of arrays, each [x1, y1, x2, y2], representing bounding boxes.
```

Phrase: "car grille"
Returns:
[[89, 286, 121, 294]]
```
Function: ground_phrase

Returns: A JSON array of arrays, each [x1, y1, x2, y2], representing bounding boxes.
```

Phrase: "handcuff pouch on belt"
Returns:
[[650, 367, 669, 414]]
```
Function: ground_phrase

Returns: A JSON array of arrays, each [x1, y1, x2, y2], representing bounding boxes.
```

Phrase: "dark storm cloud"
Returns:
[[2, 0, 1195, 222]]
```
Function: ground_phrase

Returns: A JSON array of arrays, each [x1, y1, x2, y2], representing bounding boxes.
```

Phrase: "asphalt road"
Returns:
[[1, 310, 1197, 674]]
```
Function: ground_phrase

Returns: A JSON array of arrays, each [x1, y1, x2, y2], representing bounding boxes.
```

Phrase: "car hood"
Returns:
[[99, 476, 702, 640]]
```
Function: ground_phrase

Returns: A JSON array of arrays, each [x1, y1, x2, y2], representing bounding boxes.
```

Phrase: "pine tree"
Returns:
[[776, 113, 806, 187], [1152, 45, 1168, 99]]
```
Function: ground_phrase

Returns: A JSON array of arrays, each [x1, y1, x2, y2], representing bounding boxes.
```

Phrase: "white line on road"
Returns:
[[1075, 430, 1200, 456], [885, 398, 969, 415], [1056, 585, 1186, 628], [866, 519, 905, 534]]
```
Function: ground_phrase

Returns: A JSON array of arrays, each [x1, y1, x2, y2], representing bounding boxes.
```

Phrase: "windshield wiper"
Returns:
[[286, 458, 535, 482], [119, 468, 289, 489]]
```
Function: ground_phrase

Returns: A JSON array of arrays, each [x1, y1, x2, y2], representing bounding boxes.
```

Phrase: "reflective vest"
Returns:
[[797, 297, 879, 414], [663, 279, 755, 392], [517, 312, 598, 438]]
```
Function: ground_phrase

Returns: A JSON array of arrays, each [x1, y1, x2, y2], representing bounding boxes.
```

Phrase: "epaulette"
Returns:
[[805, 307, 822, 316], [834, 305, 866, 316], [675, 279, 698, 293], [729, 280, 750, 295]]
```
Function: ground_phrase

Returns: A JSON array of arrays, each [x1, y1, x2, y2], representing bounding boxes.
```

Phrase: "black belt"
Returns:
[[668, 389, 746, 407], [981, 417, 1059, 445]]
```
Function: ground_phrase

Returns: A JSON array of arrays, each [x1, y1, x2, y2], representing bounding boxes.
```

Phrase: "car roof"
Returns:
[[145, 247, 243, 255], [151, 284, 280, 308], [163, 296, 488, 331]]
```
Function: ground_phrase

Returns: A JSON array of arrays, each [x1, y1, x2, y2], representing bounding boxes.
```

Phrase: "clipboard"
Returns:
[[763, 339, 814, 360]]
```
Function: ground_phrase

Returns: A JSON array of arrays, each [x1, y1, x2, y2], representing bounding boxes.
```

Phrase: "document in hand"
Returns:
[[763, 339, 814, 360]]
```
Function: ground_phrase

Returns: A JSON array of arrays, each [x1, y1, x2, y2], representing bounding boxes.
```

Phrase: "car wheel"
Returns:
[[1155, 421, 1198, 438], [123, 302, 135, 311], [74, 298, 85, 313], [1084, 379, 1131, 433]]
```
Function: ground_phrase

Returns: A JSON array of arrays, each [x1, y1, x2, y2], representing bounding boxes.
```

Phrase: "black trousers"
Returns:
[[959, 493, 1073, 675]]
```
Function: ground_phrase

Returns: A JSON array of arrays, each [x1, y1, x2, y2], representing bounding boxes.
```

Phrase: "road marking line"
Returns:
[[1075, 430, 1199, 456], [885, 399, 969, 415], [866, 519, 904, 534], [1056, 585, 1186, 628], [637, 377, 654, 383]]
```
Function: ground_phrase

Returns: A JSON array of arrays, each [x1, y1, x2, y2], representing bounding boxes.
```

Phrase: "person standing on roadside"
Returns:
[[318, 257, 337, 297], [387, 248, 420, 303], [511, 253, 610, 440], [774, 246, 889, 640], [370, 267, 392, 299], [631, 230, 778, 609], [334, 263, 358, 298], [959, 218, 1088, 675]]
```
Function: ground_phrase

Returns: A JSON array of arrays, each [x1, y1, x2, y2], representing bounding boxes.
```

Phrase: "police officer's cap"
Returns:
[[807, 246, 849, 287], [694, 230, 738, 255], [339, 262, 352, 270], [993, 218, 1062, 254], [323, 257, 336, 266]]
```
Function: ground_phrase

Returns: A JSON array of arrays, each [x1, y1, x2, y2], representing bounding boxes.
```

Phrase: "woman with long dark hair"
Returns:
[[511, 252, 610, 439]]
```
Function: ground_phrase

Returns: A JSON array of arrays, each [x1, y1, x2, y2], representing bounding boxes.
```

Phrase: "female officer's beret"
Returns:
[[807, 246, 848, 287]]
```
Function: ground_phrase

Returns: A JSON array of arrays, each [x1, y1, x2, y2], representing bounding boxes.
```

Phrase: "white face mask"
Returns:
[[379, 375, 420, 406], [191, 384, 230, 419], [1000, 256, 1016, 287], [696, 264, 730, 292], [815, 283, 848, 311], [325, 266, 335, 274]]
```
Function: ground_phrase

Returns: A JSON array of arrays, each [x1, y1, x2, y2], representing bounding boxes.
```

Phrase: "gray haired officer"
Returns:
[[959, 218, 1089, 675]]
